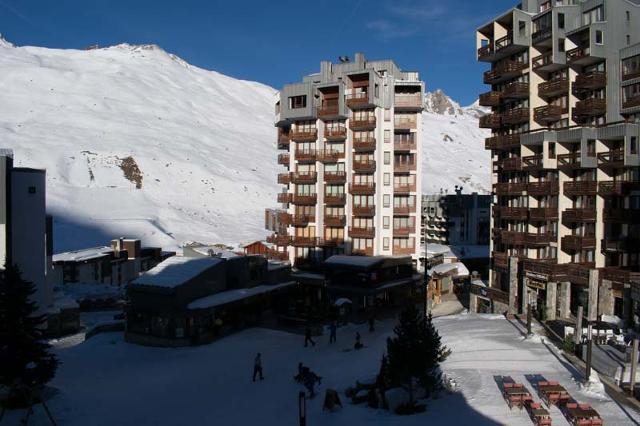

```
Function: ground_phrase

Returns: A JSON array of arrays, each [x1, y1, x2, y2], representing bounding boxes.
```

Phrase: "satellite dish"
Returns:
[[339, 56, 350, 63]]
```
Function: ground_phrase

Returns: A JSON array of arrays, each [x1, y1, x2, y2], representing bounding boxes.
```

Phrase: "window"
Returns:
[[627, 11, 631, 21], [384, 130, 390, 143], [627, 35, 631, 46], [384, 151, 391, 165], [28, 186, 36, 194], [583, 6, 604, 26], [549, 142, 556, 159], [384, 109, 391, 121], [383, 237, 390, 251], [383, 173, 390, 186], [383, 194, 390, 208], [383, 216, 390, 229], [558, 13, 565, 29], [289, 95, 306, 109], [518, 21, 526, 37], [558, 38, 565, 53], [595, 30, 603, 45], [631, 137, 638, 155], [586, 139, 596, 156]]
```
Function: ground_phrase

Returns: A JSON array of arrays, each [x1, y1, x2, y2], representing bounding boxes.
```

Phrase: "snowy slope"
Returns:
[[0, 39, 489, 251]]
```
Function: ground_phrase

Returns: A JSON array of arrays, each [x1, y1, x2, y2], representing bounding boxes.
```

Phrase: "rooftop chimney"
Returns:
[[354, 52, 365, 64]]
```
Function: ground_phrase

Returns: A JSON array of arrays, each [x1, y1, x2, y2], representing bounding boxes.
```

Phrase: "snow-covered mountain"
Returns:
[[0, 39, 489, 251]]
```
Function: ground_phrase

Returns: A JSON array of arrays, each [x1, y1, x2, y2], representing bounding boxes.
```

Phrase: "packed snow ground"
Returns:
[[5, 315, 637, 425], [0, 38, 489, 252]]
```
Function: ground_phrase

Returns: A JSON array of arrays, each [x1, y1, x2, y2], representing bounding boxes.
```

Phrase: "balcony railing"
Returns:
[[394, 93, 422, 110], [295, 149, 317, 163], [290, 172, 317, 184], [353, 205, 375, 216], [353, 159, 376, 173], [266, 234, 291, 246], [600, 267, 640, 284], [394, 161, 417, 173], [499, 206, 528, 220], [529, 207, 558, 221], [291, 236, 318, 247], [562, 208, 596, 224], [392, 246, 415, 256], [485, 134, 520, 150], [317, 237, 344, 247], [277, 211, 292, 225], [532, 26, 552, 44], [502, 108, 529, 125], [597, 149, 624, 167], [532, 52, 553, 71], [394, 117, 417, 130], [602, 237, 640, 253], [350, 116, 377, 130], [622, 68, 640, 82], [317, 99, 339, 117], [561, 235, 596, 251], [394, 138, 417, 151], [324, 194, 346, 206], [493, 251, 509, 270], [494, 182, 527, 196], [503, 82, 529, 99], [324, 171, 346, 184], [623, 94, 640, 110], [556, 152, 582, 169], [393, 225, 415, 236], [534, 105, 566, 125], [495, 32, 514, 51], [526, 232, 556, 246], [278, 132, 291, 149], [393, 182, 417, 193], [573, 98, 606, 119], [598, 180, 640, 196], [538, 78, 569, 98], [291, 215, 315, 226], [324, 126, 347, 140], [277, 193, 292, 204], [349, 226, 376, 239], [277, 173, 291, 185], [291, 194, 317, 205], [483, 60, 527, 84], [564, 180, 597, 196], [603, 208, 637, 223], [290, 128, 318, 141], [349, 182, 376, 195], [494, 157, 522, 172], [479, 91, 502, 107], [566, 45, 590, 64], [527, 181, 558, 195], [574, 72, 606, 91], [278, 153, 290, 166], [346, 92, 370, 108], [317, 150, 345, 163], [393, 204, 417, 215], [479, 113, 502, 129], [324, 215, 346, 227], [523, 259, 566, 282], [501, 230, 526, 245], [477, 44, 494, 60], [353, 247, 374, 256], [522, 154, 543, 171], [566, 263, 593, 285], [353, 136, 376, 152]]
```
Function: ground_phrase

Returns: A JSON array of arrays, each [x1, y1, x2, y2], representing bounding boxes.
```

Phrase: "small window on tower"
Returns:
[[28, 186, 36, 194]]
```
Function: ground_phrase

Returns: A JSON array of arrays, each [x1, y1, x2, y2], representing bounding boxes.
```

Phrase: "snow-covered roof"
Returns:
[[425, 243, 456, 259], [429, 262, 470, 278], [187, 281, 296, 310], [132, 256, 222, 288], [471, 279, 487, 287], [53, 246, 114, 263]]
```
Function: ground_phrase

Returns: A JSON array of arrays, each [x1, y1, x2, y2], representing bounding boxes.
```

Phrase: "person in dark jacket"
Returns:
[[253, 352, 264, 382], [354, 331, 363, 350], [329, 321, 337, 344], [304, 327, 316, 347]]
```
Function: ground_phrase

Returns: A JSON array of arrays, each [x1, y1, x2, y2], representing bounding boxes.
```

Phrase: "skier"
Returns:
[[252, 352, 264, 382], [304, 327, 316, 347], [354, 331, 363, 350], [329, 321, 337, 344], [303, 368, 322, 397]]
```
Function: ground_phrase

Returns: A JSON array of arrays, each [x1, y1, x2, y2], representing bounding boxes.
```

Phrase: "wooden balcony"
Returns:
[[278, 131, 291, 149], [492, 251, 509, 270], [317, 237, 344, 247], [566, 263, 593, 285], [502, 108, 529, 125], [393, 225, 415, 237], [353, 136, 376, 152], [353, 205, 375, 217], [324, 215, 346, 227], [277, 173, 291, 185], [392, 246, 415, 256], [277, 211, 292, 225], [394, 161, 417, 173], [532, 52, 556, 72], [529, 207, 558, 221], [527, 181, 559, 196], [573, 98, 606, 120], [494, 182, 527, 196], [622, 68, 640, 82], [532, 27, 552, 44], [277, 193, 292, 204], [494, 157, 522, 172], [353, 159, 376, 173], [573, 72, 606, 92], [598, 180, 640, 197], [602, 238, 640, 253], [522, 154, 543, 171], [267, 250, 289, 261], [479, 113, 502, 129], [534, 105, 566, 125], [499, 206, 528, 220], [566, 45, 592, 65], [317, 99, 340, 117], [295, 149, 317, 163], [349, 182, 376, 195], [346, 92, 371, 109], [290, 172, 317, 184], [324, 126, 347, 140], [393, 182, 417, 194], [353, 247, 374, 256], [278, 153, 290, 166], [394, 93, 423, 111], [538, 78, 569, 99], [599, 267, 640, 285], [564, 181, 597, 196], [266, 234, 291, 246], [562, 208, 596, 224], [291, 236, 318, 247], [479, 91, 502, 107], [324, 171, 346, 184], [485, 134, 520, 150], [526, 232, 556, 246], [477, 44, 494, 61], [603, 208, 637, 223], [350, 116, 376, 130], [394, 117, 417, 130], [291, 215, 315, 226], [501, 230, 526, 245], [597, 149, 624, 168], [503, 82, 529, 100], [324, 194, 346, 206], [292, 194, 317, 205], [523, 259, 566, 282], [556, 152, 582, 170], [393, 204, 417, 215], [394, 138, 417, 151], [561, 235, 596, 251], [483, 60, 527, 84], [349, 226, 375, 239], [317, 150, 345, 163], [290, 128, 318, 142], [623, 94, 640, 110]]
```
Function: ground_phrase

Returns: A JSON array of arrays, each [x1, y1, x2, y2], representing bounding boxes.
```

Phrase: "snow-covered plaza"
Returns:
[[5, 314, 639, 425]]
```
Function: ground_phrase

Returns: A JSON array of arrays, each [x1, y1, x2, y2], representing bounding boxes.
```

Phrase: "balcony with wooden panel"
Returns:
[[266, 234, 291, 246], [324, 171, 346, 184], [393, 204, 417, 215], [277, 193, 292, 204], [492, 251, 509, 270], [483, 60, 527, 84], [566, 263, 593, 285], [278, 153, 290, 166], [346, 92, 372, 109], [564, 181, 597, 196], [353, 247, 374, 256], [527, 181, 559, 196], [538, 78, 569, 99], [499, 206, 528, 220], [597, 149, 624, 168], [394, 159, 417, 173], [532, 26, 552, 45], [324, 193, 346, 206], [291, 194, 317, 205], [317, 99, 340, 118], [477, 43, 494, 62], [349, 226, 375, 239], [394, 136, 417, 151], [394, 93, 423, 111], [501, 230, 526, 245], [566, 45, 591, 64], [534, 105, 566, 125], [317, 150, 345, 163], [532, 51, 563, 73], [277, 173, 291, 185], [479, 91, 502, 107], [561, 235, 596, 251], [393, 224, 415, 237], [494, 182, 527, 196], [501, 108, 529, 125], [573, 98, 606, 121], [557, 152, 584, 170], [277, 211, 292, 226], [290, 128, 318, 142], [623, 94, 640, 110], [598, 180, 640, 196], [317, 237, 344, 247], [503, 82, 529, 100], [526, 232, 556, 247], [353, 135, 376, 152], [494, 31, 528, 57], [349, 182, 376, 195], [392, 245, 415, 256], [479, 113, 502, 129], [603, 208, 637, 223], [290, 172, 317, 184], [353, 159, 376, 173], [324, 215, 346, 227], [522, 259, 566, 282], [278, 130, 291, 149], [353, 205, 375, 217], [529, 207, 558, 221], [324, 125, 347, 140], [393, 182, 417, 194], [291, 215, 315, 227], [394, 117, 417, 130], [349, 116, 377, 130], [599, 267, 640, 285], [291, 236, 318, 247], [522, 154, 543, 171], [294, 149, 317, 163], [573, 71, 606, 92], [562, 208, 596, 224], [493, 156, 522, 172], [485, 134, 520, 150], [602, 237, 640, 253]]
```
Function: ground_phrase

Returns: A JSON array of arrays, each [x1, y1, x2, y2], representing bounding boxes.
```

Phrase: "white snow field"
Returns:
[[0, 38, 489, 252], [5, 314, 637, 425]]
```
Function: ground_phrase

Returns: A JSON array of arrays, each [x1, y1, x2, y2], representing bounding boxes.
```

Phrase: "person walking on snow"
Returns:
[[329, 321, 337, 344], [304, 327, 316, 347], [354, 331, 363, 350], [253, 352, 264, 382]]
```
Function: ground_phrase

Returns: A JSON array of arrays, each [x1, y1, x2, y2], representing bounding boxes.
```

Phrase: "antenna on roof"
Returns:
[[338, 56, 350, 63]]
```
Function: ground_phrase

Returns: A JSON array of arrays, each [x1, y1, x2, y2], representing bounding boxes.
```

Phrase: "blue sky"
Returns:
[[0, 0, 515, 105]]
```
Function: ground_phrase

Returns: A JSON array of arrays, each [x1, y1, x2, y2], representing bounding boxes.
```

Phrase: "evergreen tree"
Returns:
[[384, 305, 451, 404], [0, 265, 58, 395]]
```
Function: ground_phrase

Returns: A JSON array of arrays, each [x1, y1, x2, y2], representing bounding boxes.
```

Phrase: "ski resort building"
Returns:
[[476, 0, 640, 323], [268, 53, 424, 268]]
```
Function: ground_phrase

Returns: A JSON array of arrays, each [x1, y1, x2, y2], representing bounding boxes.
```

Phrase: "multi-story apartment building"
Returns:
[[421, 191, 491, 246], [266, 53, 423, 268], [475, 0, 640, 323]]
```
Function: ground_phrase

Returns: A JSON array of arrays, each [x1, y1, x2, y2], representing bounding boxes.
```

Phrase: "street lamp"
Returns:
[[585, 321, 593, 383], [298, 391, 306, 426]]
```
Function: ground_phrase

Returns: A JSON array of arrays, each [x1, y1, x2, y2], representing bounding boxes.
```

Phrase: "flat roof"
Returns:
[[324, 255, 412, 270], [187, 281, 296, 310], [131, 256, 222, 288], [53, 246, 114, 263]]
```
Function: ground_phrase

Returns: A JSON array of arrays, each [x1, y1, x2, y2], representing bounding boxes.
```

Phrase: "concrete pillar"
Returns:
[[469, 293, 478, 313], [546, 281, 558, 321], [508, 256, 519, 315], [559, 282, 571, 319], [575, 305, 583, 345], [587, 269, 599, 322], [598, 280, 614, 317], [520, 276, 528, 314]]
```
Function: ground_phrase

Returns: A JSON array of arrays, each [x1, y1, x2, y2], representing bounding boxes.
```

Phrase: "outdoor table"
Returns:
[[531, 408, 552, 426], [504, 387, 530, 397], [567, 407, 601, 422], [539, 384, 568, 406]]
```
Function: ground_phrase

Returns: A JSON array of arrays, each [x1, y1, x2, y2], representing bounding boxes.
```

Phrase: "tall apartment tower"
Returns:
[[267, 53, 423, 268], [475, 1, 640, 321]]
